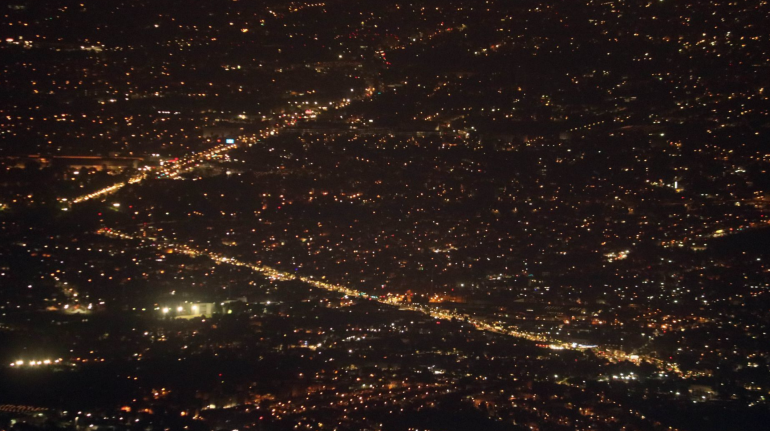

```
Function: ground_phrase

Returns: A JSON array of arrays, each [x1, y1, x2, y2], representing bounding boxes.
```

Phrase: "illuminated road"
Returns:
[[65, 90, 374, 206], [98, 227, 695, 378]]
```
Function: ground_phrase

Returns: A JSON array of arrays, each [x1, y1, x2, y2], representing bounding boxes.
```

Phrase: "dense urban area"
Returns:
[[1, 0, 769, 430]]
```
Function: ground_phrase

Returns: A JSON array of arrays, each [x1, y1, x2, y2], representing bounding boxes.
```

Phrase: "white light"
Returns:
[[162, 307, 169, 314]]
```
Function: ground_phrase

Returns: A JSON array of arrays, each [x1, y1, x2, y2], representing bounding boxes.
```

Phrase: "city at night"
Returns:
[[1, 1, 769, 430]]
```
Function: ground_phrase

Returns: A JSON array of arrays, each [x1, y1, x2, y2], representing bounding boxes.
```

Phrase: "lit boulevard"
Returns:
[[67, 91, 373, 205], [98, 227, 695, 379]]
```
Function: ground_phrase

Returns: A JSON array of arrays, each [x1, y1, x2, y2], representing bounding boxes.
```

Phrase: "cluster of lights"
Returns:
[[70, 173, 146, 204], [10, 359, 62, 367], [66, 142, 237, 206]]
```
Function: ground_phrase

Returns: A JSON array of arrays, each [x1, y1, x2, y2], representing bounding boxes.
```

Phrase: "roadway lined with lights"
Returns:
[[97, 227, 693, 378], [65, 90, 374, 206]]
